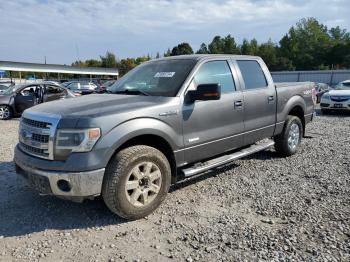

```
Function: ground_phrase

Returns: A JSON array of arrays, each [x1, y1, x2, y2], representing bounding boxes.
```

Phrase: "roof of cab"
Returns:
[[155, 54, 261, 61]]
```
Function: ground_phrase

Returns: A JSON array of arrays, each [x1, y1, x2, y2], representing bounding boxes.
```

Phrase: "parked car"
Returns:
[[14, 55, 316, 220], [320, 80, 350, 113], [0, 84, 10, 94], [315, 83, 330, 103], [0, 82, 76, 120], [65, 81, 106, 95], [0, 81, 15, 94]]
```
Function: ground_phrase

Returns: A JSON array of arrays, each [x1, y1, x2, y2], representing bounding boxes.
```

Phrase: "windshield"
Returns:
[[108, 59, 197, 97], [2, 84, 24, 95], [335, 82, 350, 90]]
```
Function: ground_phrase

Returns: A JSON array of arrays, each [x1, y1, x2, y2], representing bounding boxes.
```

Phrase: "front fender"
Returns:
[[95, 117, 183, 167]]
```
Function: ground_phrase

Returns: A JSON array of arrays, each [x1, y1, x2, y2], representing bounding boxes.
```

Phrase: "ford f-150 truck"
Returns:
[[14, 55, 316, 220]]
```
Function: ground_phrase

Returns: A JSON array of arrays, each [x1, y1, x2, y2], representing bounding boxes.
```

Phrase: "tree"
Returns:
[[118, 58, 137, 76], [240, 39, 259, 55], [222, 35, 240, 54], [279, 18, 331, 70], [156, 52, 161, 59], [85, 59, 102, 67], [208, 36, 224, 53], [170, 43, 194, 56], [257, 39, 278, 70], [207, 35, 239, 54], [100, 51, 117, 68], [196, 43, 209, 54], [164, 48, 171, 57]]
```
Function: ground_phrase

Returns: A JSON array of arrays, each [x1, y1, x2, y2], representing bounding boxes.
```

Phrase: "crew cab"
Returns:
[[14, 55, 316, 219]]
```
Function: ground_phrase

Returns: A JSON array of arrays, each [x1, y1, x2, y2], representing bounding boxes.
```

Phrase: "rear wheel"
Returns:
[[274, 116, 303, 157], [0, 105, 12, 120], [102, 145, 171, 220]]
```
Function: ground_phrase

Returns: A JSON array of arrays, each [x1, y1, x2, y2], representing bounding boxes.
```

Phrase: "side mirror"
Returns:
[[187, 83, 221, 102]]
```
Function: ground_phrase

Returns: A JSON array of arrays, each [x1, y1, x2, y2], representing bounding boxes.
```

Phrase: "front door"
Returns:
[[14, 85, 37, 113], [182, 60, 245, 164]]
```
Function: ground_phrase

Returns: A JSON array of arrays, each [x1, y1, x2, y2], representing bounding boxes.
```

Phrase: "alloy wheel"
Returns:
[[287, 123, 300, 150], [125, 162, 162, 207], [0, 106, 10, 119]]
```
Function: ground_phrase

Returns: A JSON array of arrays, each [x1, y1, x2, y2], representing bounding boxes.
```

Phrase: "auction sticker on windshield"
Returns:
[[154, 72, 175, 78]]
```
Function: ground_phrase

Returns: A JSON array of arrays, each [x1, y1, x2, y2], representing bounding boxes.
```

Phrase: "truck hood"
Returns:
[[27, 94, 171, 118], [328, 89, 350, 96]]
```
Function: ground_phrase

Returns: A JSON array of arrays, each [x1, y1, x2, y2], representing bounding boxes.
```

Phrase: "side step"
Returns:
[[181, 139, 275, 177]]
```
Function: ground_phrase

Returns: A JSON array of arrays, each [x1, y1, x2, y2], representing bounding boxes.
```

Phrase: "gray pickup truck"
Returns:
[[14, 55, 316, 219]]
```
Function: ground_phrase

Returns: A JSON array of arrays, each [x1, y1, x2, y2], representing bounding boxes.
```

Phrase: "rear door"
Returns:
[[234, 59, 276, 145], [182, 59, 245, 164], [43, 85, 66, 102]]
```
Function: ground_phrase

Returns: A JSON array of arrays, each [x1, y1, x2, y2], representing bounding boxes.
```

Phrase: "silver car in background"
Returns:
[[320, 80, 350, 113]]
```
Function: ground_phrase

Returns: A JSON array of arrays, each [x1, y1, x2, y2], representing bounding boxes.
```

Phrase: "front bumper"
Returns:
[[320, 100, 350, 110], [15, 156, 105, 199]]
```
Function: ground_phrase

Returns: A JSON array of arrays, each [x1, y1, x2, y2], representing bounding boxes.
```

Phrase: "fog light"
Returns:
[[57, 179, 71, 192]]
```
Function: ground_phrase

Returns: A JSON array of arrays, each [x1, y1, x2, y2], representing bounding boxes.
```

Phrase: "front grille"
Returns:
[[31, 133, 49, 143], [22, 117, 51, 129], [330, 96, 350, 102], [19, 142, 49, 157], [18, 113, 60, 160]]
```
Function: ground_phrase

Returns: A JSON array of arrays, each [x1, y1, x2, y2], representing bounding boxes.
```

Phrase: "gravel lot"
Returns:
[[0, 111, 349, 261]]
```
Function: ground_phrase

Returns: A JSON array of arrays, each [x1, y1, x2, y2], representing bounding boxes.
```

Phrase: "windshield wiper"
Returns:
[[114, 89, 150, 96]]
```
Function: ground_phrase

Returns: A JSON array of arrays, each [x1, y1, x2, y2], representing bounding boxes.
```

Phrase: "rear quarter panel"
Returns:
[[275, 82, 315, 134]]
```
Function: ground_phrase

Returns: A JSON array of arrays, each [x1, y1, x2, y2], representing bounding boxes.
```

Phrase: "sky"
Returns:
[[0, 0, 349, 65]]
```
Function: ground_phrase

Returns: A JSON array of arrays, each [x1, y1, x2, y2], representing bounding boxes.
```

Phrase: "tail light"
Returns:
[[74, 93, 82, 97], [311, 87, 317, 105]]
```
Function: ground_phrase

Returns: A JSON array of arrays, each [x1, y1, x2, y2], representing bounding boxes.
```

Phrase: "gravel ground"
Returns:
[[0, 111, 349, 262]]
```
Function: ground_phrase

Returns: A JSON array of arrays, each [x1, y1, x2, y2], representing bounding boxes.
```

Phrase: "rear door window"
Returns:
[[237, 60, 267, 90]]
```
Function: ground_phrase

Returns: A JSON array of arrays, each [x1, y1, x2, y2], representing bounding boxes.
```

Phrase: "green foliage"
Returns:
[[164, 48, 171, 57], [68, 17, 350, 76], [207, 35, 240, 54], [170, 43, 194, 56], [196, 43, 209, 54], [100, 51, 117, 68]]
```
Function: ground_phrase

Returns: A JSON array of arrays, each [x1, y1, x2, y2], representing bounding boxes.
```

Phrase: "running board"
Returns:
[[181, 139, 275, 177]]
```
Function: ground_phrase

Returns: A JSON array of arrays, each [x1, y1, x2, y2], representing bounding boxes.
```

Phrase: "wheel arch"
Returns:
[[99, 118, 181, 183], [288, 105, 305, 134]]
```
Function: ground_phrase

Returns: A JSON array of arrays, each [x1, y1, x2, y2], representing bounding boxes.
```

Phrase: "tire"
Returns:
[[0, 105, 12, 120], [102, 145, 171, 220], [274, 116, 303, 157]]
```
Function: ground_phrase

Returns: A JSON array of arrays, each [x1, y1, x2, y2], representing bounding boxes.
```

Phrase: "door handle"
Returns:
[[268, 96, 274, 103], [234, 100, 243, 109]]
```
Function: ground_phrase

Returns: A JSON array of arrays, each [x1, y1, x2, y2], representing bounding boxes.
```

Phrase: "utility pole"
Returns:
[[44, 56, 47, 80]]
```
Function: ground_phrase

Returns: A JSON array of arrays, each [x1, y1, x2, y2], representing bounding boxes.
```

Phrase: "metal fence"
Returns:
[[271, 70, 350, 86]]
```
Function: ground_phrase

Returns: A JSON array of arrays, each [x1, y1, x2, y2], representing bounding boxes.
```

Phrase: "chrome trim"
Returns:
[[174, 123, 276, 153], [182, 139, 275, 177], [19, 111, 61, 160], [16, 159, 105, 197]]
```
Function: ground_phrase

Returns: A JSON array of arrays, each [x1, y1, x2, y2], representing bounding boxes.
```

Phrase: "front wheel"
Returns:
[[102, 145, 171, 220], [0, 105, 12, 120], [274, 116, 303, 157]]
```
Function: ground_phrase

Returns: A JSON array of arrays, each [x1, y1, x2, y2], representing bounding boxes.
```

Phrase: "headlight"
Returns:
[[322, 93, 330, 100], [55, 128, 101, 158]]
